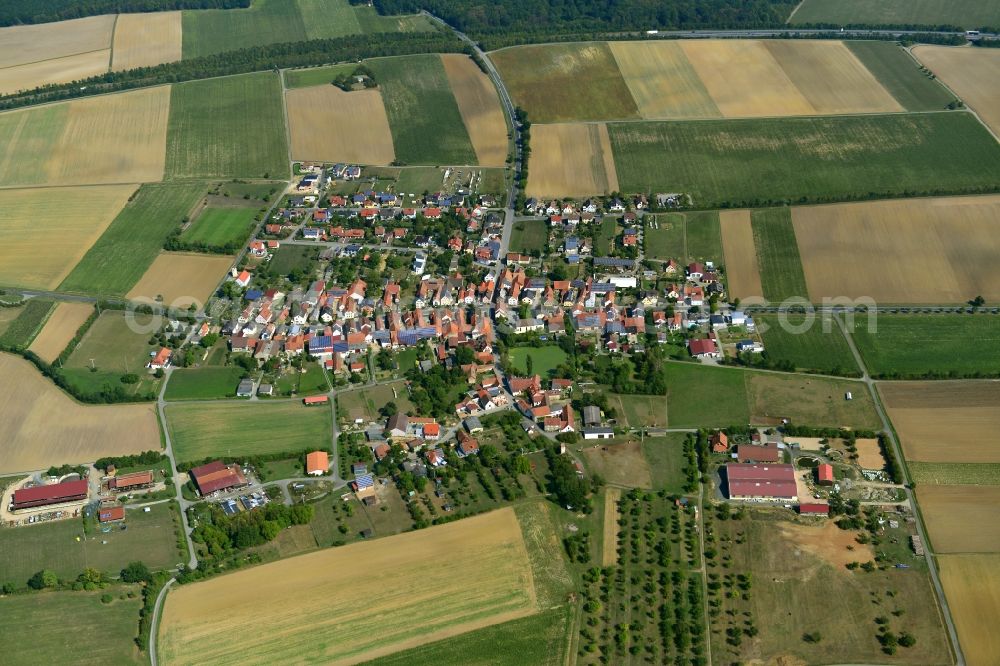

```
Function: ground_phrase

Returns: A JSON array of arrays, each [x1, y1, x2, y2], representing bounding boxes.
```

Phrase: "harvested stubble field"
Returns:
[[917, 485, 1000, 553], [938, 554, 1000, 666], [792, 196, 1000, 304], [608, 112, 1000, 208], [127, 252, 233, 310], [158, 508, 538, 665], [609, 41, 720, 119], [0, 50, 111, 97], [166, 400, 331, 462], [441, 54, 509, 167], [111, 11, 183, 71], [27, 302, 94, 363], [491, 42, 639, 123], [0, 353, 160, 473], [880, 381, 1000, 463], [165, 72, 288, 179], [286, 85, 395, 165], [0, 185, 136, 290], [527, 123, 618, 198], [719, 209, 763, 301], [0, 86, 170, 187], [0, 15, 114, 94], [791, 0, 1000, 29], [915, 46, 1000, 137]]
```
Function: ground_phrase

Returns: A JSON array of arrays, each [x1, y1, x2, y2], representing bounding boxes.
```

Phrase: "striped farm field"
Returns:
[[286, 85, 395, 165], [127, 252, 233, 310], [111, 11, 183, 71], [914, 46, 1000, 137], [790, 0, 1000, 29], [0, 185, 136, 290], [27, 302, 95, 363], [609, 41, 720, 119], [0, 50, 111, 97], [527, 123, 618, 198], [846, 41, 956, 111], [938, 555, 1000, 666], [719, 210, 763, 301], [0, 14, 113, 94], [0, 86, 170, 187], [916, 485, 1000, 553], [441, 54, 509, 167], [180, 207, 258, 249], [792, 196, 1000, 304], [880, 381, 1000, 463], [159, 508, 537, 665]]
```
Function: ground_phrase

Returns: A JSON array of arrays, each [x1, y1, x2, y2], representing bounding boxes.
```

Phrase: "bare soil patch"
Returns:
[[440, 54, 508, 167], [127, 252, 233, 310], [285, 84, 394, 165], [917, 484, 1000, 553], [777, 520, 874, 570], [581, 438, 653, 489], [112, 11, 183, 71], [719, 209, 763, 300], [27, 302, 94, 363]]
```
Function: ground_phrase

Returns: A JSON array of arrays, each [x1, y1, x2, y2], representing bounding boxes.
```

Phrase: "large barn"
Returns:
[[189, 461, 247, 496], [11, 479, 88, 510], [725, 464, 798, 501]]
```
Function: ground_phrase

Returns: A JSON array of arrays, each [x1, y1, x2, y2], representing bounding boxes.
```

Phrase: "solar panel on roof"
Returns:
[[356, 474, 374, 490]]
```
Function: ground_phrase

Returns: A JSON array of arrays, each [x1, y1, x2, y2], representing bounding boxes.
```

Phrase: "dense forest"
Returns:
[[359, 0, 798, 36], [0, 0, 248, 26]]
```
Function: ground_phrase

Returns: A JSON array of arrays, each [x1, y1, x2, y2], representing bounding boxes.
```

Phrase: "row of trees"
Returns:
[[0, 0, 247, 26]]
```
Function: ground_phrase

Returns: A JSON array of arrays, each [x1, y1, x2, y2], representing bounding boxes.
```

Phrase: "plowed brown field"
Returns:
[[127, 252, 234, 310], [917, 485, 1000, 553], [915, 46, 1000, 137]]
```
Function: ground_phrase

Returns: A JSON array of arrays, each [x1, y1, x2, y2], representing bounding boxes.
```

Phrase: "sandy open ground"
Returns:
[[0, 353, 160, 473], [602, 487, 621, 566], [915, 46, 1000, 137], [112, 11, 183, 71], [0, 14, 113, 68], [609, 41, 720, 119], [0, 185, 136, 289], [27, 302, 95, 363], [792, 196, 1000, 303], [854, 438, 886, 470], [880, 381, 1000, 463], [777, 520, 873, 569], [917, 484, 1000, 553], [127, 252, 234, 310], [582, 439, 653, 489], [441, 54, 508, 167], [159, 508, 537, 665], [527, 122, 618, 197], [719, 209, 763, 300], [939, 554, 1000, 666], [286, 85, 395, 165], [0, 49, 111, 96]]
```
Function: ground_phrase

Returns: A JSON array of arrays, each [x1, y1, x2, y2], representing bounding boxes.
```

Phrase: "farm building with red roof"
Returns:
[[99, 505, 126, 523], [12, 479, 88, 510], [109, 470, 154, 492], [799, 503, 830, 516], [817, 463, 835, 486], [189, 461, 247, 496], [306, 451, 329, 476], [737, 443, 781, 464], [725, 464, 797, 501]]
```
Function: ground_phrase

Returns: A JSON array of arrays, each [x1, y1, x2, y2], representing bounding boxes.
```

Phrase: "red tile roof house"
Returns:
[[189, 461, 248, 496], [687, 338, 719, 358], [725, 464, 798, 501], [99, 505, 126, 523], [710, 431, 729, 453], [147, 347, 172, 370]]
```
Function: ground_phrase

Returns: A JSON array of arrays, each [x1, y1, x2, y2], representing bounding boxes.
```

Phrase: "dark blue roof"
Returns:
[[244, 289, 263, 301]]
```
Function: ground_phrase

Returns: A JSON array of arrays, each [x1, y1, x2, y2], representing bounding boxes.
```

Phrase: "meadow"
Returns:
[[580, 441, 652, 489], [938, 554, 1000, 666], [750, 208, 809, 303], [509, 219, 548, 254], [915, 46, 1000, 138], [65, 310, 158, 377], [852, 315, 1000, 377], [0, 502, 180, 583], [166, 401, 332, 463], [126, 252, 234, 310], [180, 207, 258, 249], [756, 313, 860, 375], [593, 217, 617, 256], [285, 85, 395, 165], [60, 182, 208, 296], [509, 346, 567, 377], [643, 214, 685, 261], [367, 55, 478, 165], [846, 41, 955, 111], [608, 112, 1000, 208], [337, 381, 413, 424], [790, 0, 1000, 29], [683, 210, 724, 266], [158, 508, 538, 664], [664, 363, 750, 428], [745, 372, 879, 430], [641, 434, 689, 493], [0, 590, 144, 665], [165, 72, 289, 180], [164, 367, 248, 401], [527, 122, 619, 198], [607, 392, 668, 430], [268, 245, 318, 276], [284, 63, 358, 89]]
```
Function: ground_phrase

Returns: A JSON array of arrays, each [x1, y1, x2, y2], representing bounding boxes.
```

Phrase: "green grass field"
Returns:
[[183, 0, 308, 59], [641, 434, 689, 493], [756, 314, 861, 376], [354, 5, 434, 32], [509, 220, 548, 254], [367, 55, 478, 165], [165, 72, 289, 180], [750, 208, 809, 303], [337, 381, 413, 423], [608, 113, 1000, 208], [297, 0, 362, 39], [594, 217, 617, 256], [746, 372, 879, 430], [0, 299, 54, 350], [845, 41, 956, 111], [491, 42, 640, 123], [180, 207, 258, 249], [908, 462, 1000, 486], [0, 503, 183, 585], [684, 210, 724, 266], [60, 183, 208, 296], [665, 362, 750, 428], [164, 367, 248, 400], [167, 401, 332, 463], [509, 346, 567, 377], [851, 315, 1000, 377], [285, 63, 359, 89], [791, 0, 1000, 29], [62, 310, 161, 395], [644, 214, 685, 261], [0, 590, 144, 665], [268, 245, 318, 277]]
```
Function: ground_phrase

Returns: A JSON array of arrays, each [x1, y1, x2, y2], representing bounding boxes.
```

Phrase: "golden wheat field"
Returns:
[[719, 209, 764, 300], [938, 554, 1000, 666], [527, 122, 619, 197], [880, 381, 1000, 463], [111, 11, 183, 71], [0, 49, 111, 96], [285, 85, 395, 165], [127, 252, 234, 310], [158, 508, 537, 665], [917, 485, 1000, 553], [914, 46, 1000, 137], [609, 41, 720, 119], [27, 302, 95, 363], [0, 185, 136, 289], [0, 353, 160, 473], [440, 54, 508, 167], [0, 14, 113, 68], [792, 196, 1000, 303]]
